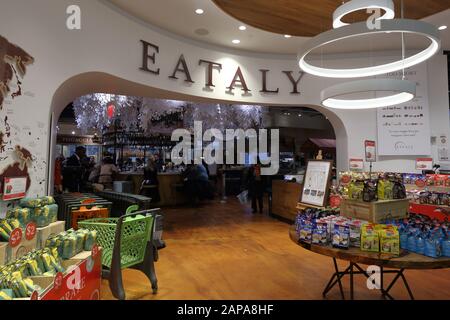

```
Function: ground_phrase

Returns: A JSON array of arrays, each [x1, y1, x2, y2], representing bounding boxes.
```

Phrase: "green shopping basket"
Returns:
[[78, 212, 153, 269]]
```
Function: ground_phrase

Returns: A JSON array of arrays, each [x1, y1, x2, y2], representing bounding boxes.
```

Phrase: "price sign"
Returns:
[[54, 272, 64, 290], [329, 195, 342, 208], [3, 177, 27, 201], [416, 158, 433, 170], [91, 244, 99, 258], [349, 158, 364, 171], [415, 179, 426, 188], [365, 140, 376, 162], [340, 174, 351, 184], [9, 228, 22, 247], [25, 222, 37, 241]]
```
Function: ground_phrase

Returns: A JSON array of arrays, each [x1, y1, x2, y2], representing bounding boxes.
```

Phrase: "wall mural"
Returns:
[[0, 35, 35, 200]]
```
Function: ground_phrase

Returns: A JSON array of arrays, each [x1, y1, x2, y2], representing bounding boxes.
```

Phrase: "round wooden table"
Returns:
[[289, 226, 450, 300]]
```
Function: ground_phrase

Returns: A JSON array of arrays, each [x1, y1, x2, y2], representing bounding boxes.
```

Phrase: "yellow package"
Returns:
[[360, 224, 380, 252], [379, 227, 400, 256], [377, 179, 386, 200]]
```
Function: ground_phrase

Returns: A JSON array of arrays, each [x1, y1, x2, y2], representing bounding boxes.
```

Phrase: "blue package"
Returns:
[[416, 234, 425, 255], [442, 238, 450, 257], [400, 232, 409, 249], [407, 234, 417, 252]]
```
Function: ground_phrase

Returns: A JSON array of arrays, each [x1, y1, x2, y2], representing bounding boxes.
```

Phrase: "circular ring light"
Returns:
[[321, 79, 416, 109], [298, 19, 441, 78], [333, 0, 395, 29]]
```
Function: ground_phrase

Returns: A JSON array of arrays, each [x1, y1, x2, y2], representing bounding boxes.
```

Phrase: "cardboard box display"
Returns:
[[13, 250, 101, 300], [4, 236, 38, 264], [340, 198, 409, 223], [36, 221, 65, 249]]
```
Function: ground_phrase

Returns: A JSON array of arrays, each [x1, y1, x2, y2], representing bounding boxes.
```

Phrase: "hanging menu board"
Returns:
[[300, 160, 333, 207], [376, 63, 431, 156]]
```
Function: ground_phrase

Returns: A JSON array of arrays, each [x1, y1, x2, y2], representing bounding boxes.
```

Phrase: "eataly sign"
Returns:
[[139, 40, 305, 94]]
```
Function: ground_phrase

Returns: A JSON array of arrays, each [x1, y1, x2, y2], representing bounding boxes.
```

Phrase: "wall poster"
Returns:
[[300, 160, 333, 207], [376, 63, 431, 156]]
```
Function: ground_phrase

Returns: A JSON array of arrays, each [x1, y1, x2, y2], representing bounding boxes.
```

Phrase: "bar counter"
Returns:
[[271, 180, 302, 221], [117, 171, 186, 206]]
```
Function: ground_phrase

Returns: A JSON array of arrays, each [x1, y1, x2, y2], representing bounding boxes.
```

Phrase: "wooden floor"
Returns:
[[100, 199, 450, 300]]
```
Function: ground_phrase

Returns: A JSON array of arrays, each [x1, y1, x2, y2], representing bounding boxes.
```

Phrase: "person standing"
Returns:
[[54, 155, 64, 193], [141, 156, 160, 203], [63, 146, 86, 192], [98, 157, 118, 190], [248, 164, 264, 214]]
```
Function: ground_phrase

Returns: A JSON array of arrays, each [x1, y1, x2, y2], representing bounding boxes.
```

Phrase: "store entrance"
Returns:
[[52, 92, 336, 213]]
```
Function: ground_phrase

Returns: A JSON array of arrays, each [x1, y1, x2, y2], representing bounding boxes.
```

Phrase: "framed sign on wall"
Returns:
[[300, 160, 333, 207]]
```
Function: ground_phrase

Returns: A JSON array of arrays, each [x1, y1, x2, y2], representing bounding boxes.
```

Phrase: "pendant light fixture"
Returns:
[[321, 79, 416, 109], [298, 19, 440, 78], [333, 0, 395, 29], [296, 0, 441, 110]]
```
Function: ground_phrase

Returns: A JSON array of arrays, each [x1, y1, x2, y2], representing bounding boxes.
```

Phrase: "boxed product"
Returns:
[[312, 220, 328, 245], [33, 204, 58, 228], [361, 224, 380, 252], [6, 208, 32, 226], [379, 226, 400, 256], [299, 220, 314, 243], [45, 228, 97, 259], [36, 221, 65, 249], [349, 220, 364, 247], [332, 222, 350, 249]]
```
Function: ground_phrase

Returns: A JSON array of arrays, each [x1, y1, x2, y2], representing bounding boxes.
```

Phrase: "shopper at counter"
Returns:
[[140, 156, 160, 203], [97, 157, 118, 190], [182, 164, 213, 206]]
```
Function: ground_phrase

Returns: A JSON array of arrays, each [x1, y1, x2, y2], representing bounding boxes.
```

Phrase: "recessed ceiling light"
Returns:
[[239, 25, 247, 31], [298, 113, 302, 117], [232, 39, 240, 44], [195, 9, 204, 15], [284, 34, 292, 38], [439, 25, 447, 30]]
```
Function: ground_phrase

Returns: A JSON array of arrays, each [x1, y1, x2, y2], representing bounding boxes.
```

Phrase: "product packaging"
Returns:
[[379, 226, 400, 255], [361, 224, 380, 252], [332, 222, 350, 249]]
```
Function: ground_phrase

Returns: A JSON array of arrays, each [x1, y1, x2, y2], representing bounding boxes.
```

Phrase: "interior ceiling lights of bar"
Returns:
[[297, 0, 441, 109]]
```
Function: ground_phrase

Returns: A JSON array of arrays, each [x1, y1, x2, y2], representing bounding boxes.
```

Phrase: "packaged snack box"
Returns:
[[312, 220, 328, 245], [299, 220, 313, 243], [332, 222, 350, 249], [361, 224, 380, 252], [349, 220, 363, 247], [379, 226, 400, 255]]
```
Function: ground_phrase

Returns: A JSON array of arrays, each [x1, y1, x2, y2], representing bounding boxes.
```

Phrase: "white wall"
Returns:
[[0, 0, 448, 203]]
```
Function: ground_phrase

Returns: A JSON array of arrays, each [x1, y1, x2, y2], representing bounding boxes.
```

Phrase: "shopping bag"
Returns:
[[237, 190, 249, 204]]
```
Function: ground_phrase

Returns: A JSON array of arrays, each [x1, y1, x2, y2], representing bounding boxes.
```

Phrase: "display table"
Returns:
[[289, 226, 450, 300]]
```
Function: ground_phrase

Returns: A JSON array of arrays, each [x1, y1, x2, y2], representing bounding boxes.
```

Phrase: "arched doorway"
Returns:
[[48, 72, 349, 194]]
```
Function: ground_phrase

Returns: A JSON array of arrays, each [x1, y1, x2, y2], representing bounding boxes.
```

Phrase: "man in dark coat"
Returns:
[[247, 164, 265, 213], [63, 146, 86, 192]]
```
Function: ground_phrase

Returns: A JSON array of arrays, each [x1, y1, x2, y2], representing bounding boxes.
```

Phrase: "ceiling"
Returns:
[[105, 0, 450, 55], [213, 0, 450, 37]]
